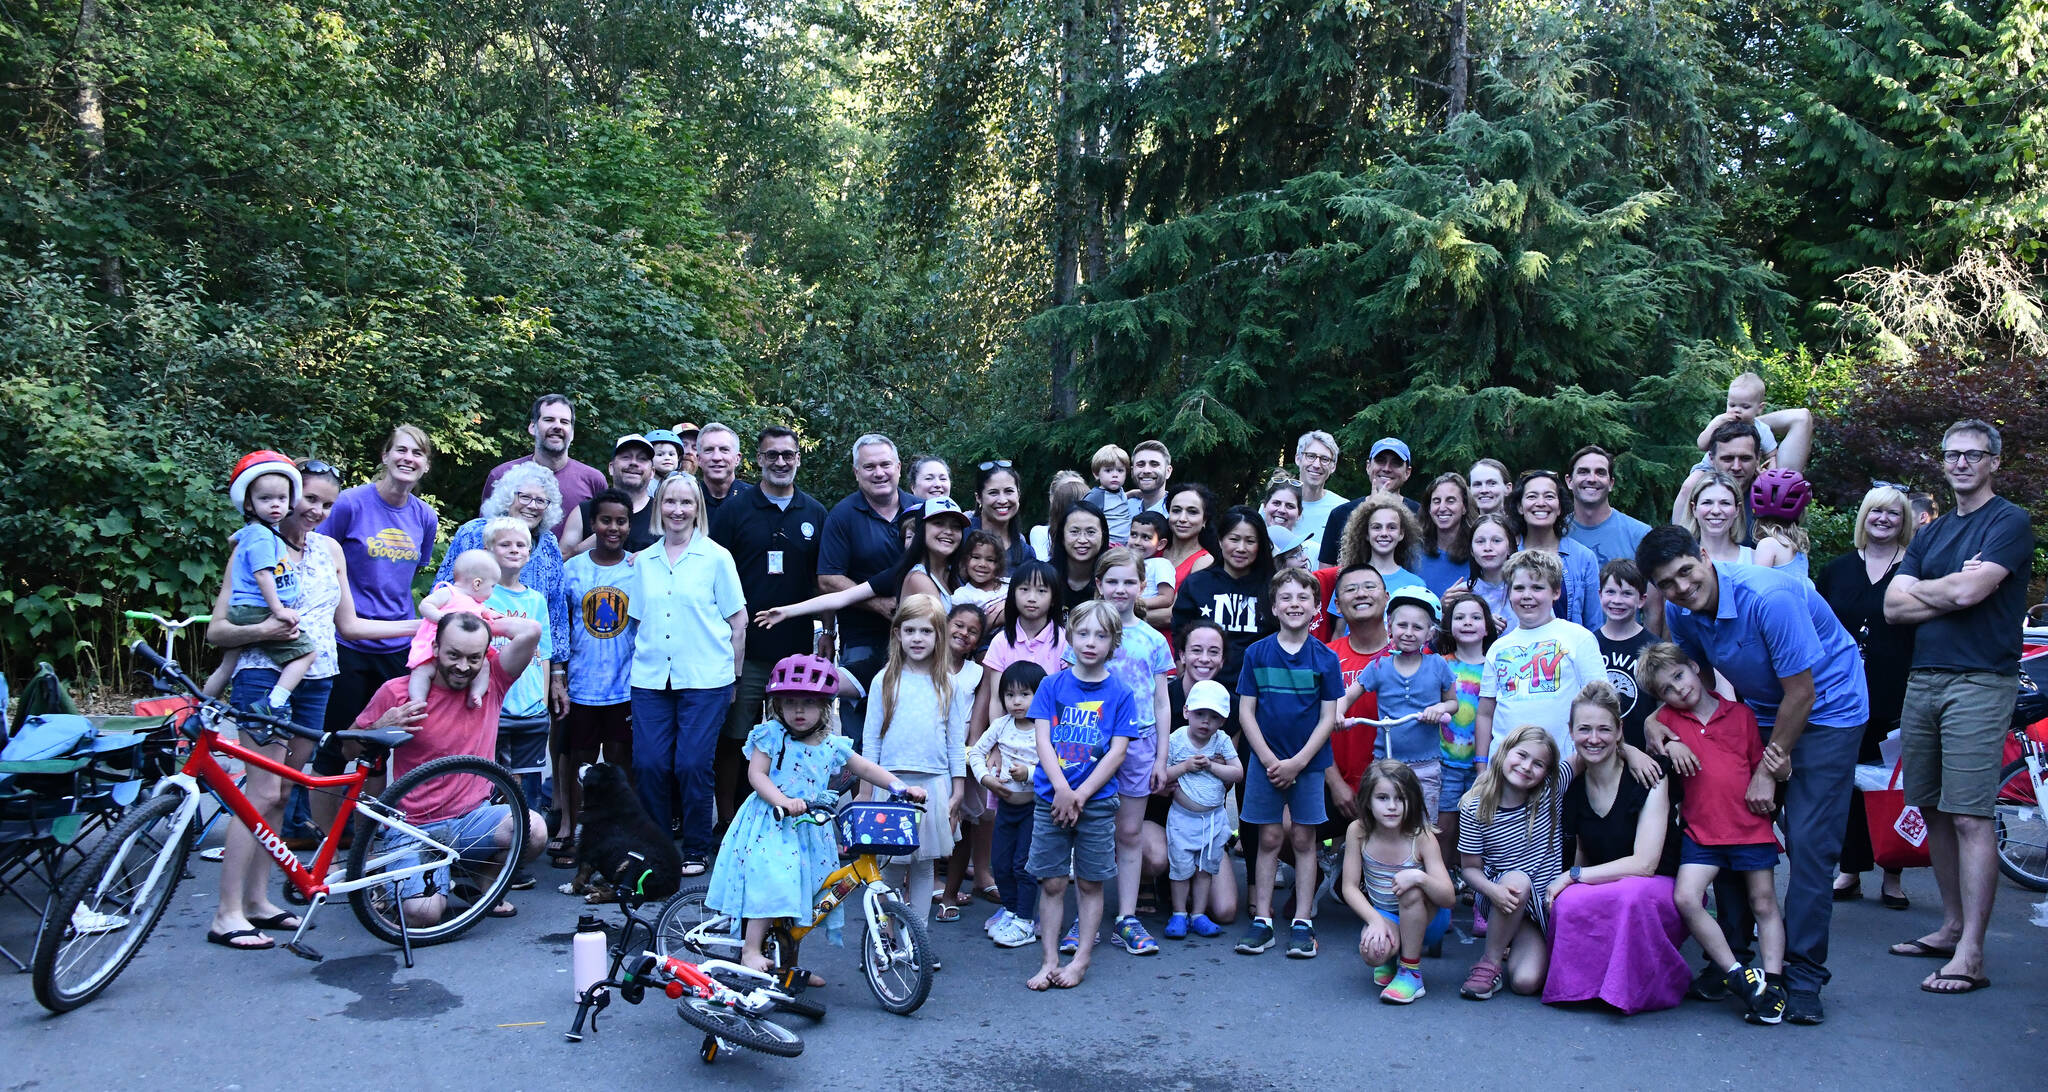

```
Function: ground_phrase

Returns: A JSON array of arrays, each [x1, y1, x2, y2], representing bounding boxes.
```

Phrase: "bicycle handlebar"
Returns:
[[1342, 711, 1427, 729], [128, 640, 320, 742], [773, 789, 923, 823], [124, 610, 212, 628]]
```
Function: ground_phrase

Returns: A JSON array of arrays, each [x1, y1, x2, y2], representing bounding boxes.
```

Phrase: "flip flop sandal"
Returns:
[[978, 885, 1002, 904], [680, 857, 709, 878], [1888, 938, 1956, 959], [248, 912, 303, 931], [206, 928, 276, 951], [1920, 973, 1990, 994], [487, 902, 518, 919], [932, 903, 960, 923]]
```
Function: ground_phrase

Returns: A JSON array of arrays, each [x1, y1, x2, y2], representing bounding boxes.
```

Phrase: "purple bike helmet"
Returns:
[[1750, 468, 1812, 522], [766, 654, 840, 699]]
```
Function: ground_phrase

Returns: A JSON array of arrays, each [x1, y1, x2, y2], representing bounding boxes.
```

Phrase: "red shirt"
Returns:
[[1326, 633, 1392, 790], [1656, 698, 1775, 846], [355, 650, 516, 824]]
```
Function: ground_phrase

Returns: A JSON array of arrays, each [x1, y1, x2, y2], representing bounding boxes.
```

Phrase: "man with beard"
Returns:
[[1128, 440, 1174, 516], [483, 394, 608, 540], [561, 433, 663, 556]]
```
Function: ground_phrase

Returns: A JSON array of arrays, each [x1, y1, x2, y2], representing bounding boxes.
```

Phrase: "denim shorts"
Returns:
[[1678, 835, 1779, 872], [384, 804, 515, 898], [1439, 762, 1476, 816], [1027, 796, 1120, 882], [1242, 757, 1329, 827]]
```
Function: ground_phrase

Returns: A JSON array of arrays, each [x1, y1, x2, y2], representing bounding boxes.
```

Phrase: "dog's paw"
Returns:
[[557, 882, 580, 896]]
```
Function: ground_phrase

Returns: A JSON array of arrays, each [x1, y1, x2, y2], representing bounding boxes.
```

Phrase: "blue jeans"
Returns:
[[1713, 720, 1860, 993], [990, 799, 1037, 920], [231, 670, 332, 839], [630, 685, 732, 856]]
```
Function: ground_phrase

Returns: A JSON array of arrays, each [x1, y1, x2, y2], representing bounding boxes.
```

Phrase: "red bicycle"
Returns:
[[31, 641, 527, 1012]]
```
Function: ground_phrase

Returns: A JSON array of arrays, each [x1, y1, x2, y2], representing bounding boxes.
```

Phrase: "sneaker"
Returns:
[[1235, 917, 1276, 954], [1380, 967, 1425, 1004], [1189, 913, 1221, 938], [1785, 988, 1825, 1025], [990, 917, 1036, 948], [984, 907, 1013, 936], [1286, 919, 1317, 959], [1111, 915, 1159, 955], [1059, 920, 1090, 955], [1163, 912, 1189, 940], [1687, 963, 1731, 1002], [1725, 965, 1782, 1025], [1460, 959, 1503, 1000], [1373, 960, 1398, 988], [248, 697, 291, 722]]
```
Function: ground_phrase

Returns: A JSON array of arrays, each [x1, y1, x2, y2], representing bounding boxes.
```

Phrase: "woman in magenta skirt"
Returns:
[[1542, 682, 1688, 1014]]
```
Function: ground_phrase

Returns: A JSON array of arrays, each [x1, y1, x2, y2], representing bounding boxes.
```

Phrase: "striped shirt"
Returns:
[[1456, 762, 1575, 926]]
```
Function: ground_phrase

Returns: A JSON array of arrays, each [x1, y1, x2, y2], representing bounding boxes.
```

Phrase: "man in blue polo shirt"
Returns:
[[817, 433, 913, 739], [1638, 524, 1868, 1026]]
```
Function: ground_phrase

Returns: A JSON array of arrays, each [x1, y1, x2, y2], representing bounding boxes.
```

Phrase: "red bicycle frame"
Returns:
[[179, 724, 383, 900]]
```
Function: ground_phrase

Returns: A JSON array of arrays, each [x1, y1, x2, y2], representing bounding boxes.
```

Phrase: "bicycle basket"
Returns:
[[835, 802, 921, 856]]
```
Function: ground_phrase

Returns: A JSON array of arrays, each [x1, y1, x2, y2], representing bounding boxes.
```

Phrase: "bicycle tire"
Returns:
[[674, 996, 804, 1057], [1993, 757, 2048, 892], [32, 793, 192, 1012], [859, 895, 933, 1015], [653, 879, 728, 958], [346, 754, 527, 946]]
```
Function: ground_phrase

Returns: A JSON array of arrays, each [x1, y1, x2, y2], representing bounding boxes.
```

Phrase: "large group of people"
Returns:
[[193, 374, 2035, 1021]]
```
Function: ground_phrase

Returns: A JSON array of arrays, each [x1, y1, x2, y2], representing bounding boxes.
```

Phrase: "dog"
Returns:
[[559, 763, 682, 905]]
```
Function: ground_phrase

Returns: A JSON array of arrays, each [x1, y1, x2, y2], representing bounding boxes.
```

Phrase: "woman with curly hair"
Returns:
[[1333, 492, 1426, 594]]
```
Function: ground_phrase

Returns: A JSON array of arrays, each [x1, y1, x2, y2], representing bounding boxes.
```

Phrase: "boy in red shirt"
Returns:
[[1639, 642, 1786, 1026]]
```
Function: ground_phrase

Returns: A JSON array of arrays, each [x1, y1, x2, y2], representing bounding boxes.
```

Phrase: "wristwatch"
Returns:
[[1568, 866, 1583, 883]]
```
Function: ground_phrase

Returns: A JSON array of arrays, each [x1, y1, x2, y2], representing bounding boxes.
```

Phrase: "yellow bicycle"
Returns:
[[654, 792, 933, 1015]]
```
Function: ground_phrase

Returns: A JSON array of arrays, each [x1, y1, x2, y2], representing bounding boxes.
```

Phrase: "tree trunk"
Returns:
[[1049, 0, 1084, 419], [73, 0, 122, 297], [1446, 0, 1469, 120]]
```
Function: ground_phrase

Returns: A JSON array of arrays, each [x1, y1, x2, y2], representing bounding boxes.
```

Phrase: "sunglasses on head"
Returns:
[[1871, 479, 1910, 493], [978, 459, 1013, 472], [297, 459, 339, 476]]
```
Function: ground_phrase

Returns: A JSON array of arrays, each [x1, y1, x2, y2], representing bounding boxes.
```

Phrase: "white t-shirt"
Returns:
[[1478, 617, 1605, 759], [1141, 556, 1176, 600]]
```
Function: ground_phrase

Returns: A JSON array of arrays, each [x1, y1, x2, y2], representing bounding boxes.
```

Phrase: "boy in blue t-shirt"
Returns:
[[1236, 568, 1344, 959], [556, 491, 637, 865], [479, 517, 554, 721], [1025, 601, 1140, 991], [209, 453, 319, 718]]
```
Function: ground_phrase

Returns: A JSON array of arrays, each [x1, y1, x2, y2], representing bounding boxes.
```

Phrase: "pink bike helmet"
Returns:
[[1750, 468, 1812, 522], [766, 654, 840, 699]]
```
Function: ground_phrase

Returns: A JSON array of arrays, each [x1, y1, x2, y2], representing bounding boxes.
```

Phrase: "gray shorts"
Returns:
[[1901, 669, 2018, 818], [1166, 802, 1230, 881], [1027, 796, 1119, 883]]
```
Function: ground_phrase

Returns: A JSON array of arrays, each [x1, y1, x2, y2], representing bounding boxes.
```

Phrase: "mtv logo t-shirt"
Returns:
[[1478, 617, 1604, 759]]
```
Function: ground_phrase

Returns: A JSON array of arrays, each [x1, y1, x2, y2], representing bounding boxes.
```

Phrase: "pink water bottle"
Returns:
[[572, 913, 606, 1000]]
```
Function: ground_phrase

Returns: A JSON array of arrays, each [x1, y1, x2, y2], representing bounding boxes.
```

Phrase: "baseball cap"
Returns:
[[643, 428, 685, 451], [672, 422, 700, 440], [1267, 523, 1306, 557], [919, 495, 969, 522], [1369, 437, 1411, 463], [613, 433, 655, 457], [1185, 679, 1232, 718]]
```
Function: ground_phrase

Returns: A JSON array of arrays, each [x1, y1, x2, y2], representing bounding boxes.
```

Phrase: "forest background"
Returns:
[[3, 0, 2045, 683]]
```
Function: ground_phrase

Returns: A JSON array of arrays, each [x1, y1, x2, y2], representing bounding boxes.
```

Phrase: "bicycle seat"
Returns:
[[330, 727, 415, 749]]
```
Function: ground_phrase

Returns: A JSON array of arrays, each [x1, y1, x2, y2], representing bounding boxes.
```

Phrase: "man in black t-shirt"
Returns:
[[560, 434, 659, 556], [710, 425, 828, 822], [1884, 418, 2035, 997]]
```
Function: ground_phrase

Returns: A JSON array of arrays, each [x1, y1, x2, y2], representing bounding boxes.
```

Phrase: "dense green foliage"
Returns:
[[4, 0, 2046, 682]]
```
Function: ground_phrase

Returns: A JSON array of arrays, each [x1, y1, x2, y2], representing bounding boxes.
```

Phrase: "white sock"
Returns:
[[267, 686, 292, 708]]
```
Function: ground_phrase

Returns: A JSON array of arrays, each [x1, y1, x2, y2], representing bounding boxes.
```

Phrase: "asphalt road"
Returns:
[[3, 845, 2041, 1090]]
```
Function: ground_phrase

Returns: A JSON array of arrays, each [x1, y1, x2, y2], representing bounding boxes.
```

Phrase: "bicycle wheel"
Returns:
[[653, 879, 733, 959], [1993, 757, 2048, 891], [346, 755, 528, 946], [674, 996, 804, 1057], [33, 793, 193, 1012], [859, 895, 933, 1015]]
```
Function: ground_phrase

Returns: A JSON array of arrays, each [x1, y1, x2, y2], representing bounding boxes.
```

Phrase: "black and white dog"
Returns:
[[560, 763, 682, 905]]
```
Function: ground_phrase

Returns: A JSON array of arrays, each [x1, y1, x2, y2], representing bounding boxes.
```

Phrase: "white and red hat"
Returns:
[[229, 450, 302, 510]]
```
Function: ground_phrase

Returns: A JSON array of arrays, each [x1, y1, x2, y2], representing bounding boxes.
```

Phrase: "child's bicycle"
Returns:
[[1992, 643, 2048, 891], [653, 791, 934, 1015], [566, 892, 804, 1061], [31, 640, 527, 1012]]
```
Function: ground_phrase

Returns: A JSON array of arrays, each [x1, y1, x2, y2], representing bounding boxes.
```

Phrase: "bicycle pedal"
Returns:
[[283, 939, 323, 962]]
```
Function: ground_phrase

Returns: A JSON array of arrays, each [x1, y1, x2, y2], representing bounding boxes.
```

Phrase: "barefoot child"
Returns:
[[1339, 587, 1458, 823], [209, 452, 317, 717], [1024, 602, 1141, 990], [1340, 759, 1456, 1004], [1638, 642, 1789, 1025], [969, 661, 1046, 948], [409, 549, 504, 709], [706, 654, 926, 973], [1164, 679, 1243, 941], [1084, 547, 1173, 956], [1234, 567, 1345, 959]]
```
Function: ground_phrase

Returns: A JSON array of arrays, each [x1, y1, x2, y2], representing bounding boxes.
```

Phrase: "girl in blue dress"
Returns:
[[706, 653, 926, 973]]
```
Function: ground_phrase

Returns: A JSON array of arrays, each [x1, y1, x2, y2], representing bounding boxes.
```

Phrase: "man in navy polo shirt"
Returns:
[[710, 424, 830, 822], [1638, 523, 1867, 1025], [818, 433, 913, 738]]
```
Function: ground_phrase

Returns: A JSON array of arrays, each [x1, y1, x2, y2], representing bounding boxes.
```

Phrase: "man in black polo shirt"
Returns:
[[697, 422, 755, 519], [709, 425, 829, 824], [817, 434, 912, 741]]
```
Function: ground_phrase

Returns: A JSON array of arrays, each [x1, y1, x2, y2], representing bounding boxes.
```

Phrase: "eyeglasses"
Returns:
[[1871, 479, 1910, 492], [512, 492, 549, 508], [1940, 449, 1992, 466], [758, 450, 799, 463], [1298, 452, 1335, 466], [977, 459, 1013, 472], [297, 459, 338, 476]]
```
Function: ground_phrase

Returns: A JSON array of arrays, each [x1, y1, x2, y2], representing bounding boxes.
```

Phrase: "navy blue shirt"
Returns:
[[1664, 562, 1869, 730], [817, 488, 915, 651], [711, 484, 830, 666]]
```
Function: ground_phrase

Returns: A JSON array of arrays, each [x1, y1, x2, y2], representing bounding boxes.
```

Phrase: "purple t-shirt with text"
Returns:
[[318, 484, 438, 655]]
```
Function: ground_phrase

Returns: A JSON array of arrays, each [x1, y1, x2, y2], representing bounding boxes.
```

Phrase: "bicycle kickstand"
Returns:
[[392, 878, 415, 969]]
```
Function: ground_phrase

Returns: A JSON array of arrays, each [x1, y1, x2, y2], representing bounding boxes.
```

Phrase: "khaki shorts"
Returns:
[[1900, 669, 2018, 818]]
